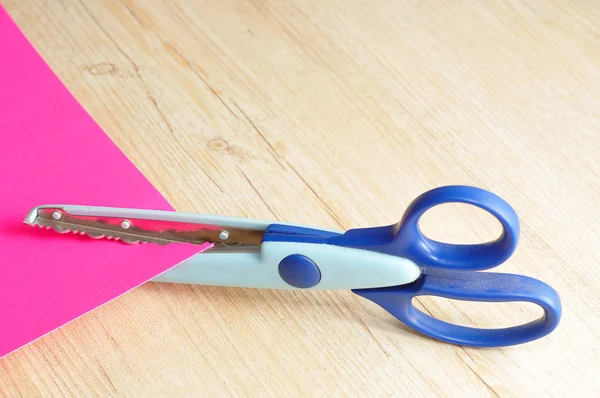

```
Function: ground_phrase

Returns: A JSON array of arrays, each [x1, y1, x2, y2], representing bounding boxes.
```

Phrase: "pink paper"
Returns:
[[0, 7, 208, 358]]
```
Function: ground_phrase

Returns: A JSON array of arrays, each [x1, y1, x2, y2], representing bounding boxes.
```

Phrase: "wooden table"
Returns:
[[1, 1, 599, 396]]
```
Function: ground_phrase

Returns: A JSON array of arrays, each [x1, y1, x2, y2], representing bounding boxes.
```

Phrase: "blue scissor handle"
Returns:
[[352, 268, 562, 347], [263, 185, 561, 346], [344, 185, 520, 270], [391, 185, 519, 270], [348, 185, 561, 347]]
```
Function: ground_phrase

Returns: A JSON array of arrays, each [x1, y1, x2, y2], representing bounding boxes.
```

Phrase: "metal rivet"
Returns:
[[52, 211, 62, 220], [219, 231, 229, 240], [121, 220, 131, 229]]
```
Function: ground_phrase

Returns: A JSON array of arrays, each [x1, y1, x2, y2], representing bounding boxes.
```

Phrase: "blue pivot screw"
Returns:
[[278, 254, 321, 288]]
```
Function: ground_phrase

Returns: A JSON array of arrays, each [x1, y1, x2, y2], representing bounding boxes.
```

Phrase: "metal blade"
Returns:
[[23, 206, 264, 250]]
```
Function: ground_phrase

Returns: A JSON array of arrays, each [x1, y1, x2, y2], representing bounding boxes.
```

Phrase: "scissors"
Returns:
[[23, 185, 561, 348]]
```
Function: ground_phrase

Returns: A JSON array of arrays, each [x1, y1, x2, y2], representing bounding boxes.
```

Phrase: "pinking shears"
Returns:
[[23, 185, 561, 347]]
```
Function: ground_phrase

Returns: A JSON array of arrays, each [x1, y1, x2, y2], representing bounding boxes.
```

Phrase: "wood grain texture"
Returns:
[[1, 0, 599, 396]]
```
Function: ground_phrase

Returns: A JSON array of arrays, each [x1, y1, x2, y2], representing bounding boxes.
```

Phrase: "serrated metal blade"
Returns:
[[23, 205, 264, 251]]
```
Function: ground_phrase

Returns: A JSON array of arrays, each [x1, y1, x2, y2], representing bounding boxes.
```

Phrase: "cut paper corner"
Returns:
[[0, 7, 209, 358]]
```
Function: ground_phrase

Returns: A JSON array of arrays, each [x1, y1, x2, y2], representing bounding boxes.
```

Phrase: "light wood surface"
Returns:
[[1, 0, 599, 396]]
